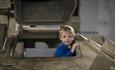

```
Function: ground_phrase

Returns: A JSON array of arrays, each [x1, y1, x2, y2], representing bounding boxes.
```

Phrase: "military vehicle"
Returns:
[[0, 0, 115, 70]]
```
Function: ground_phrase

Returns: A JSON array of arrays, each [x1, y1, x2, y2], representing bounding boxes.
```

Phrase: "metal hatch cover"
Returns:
[[14, 0, 77, 25]]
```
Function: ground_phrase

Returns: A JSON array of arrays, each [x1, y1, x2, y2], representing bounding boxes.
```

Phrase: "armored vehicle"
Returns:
[[0, 0, 114, 70]]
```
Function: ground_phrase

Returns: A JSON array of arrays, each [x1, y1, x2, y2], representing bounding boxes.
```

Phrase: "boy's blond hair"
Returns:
[[59, 25, 75, 36]]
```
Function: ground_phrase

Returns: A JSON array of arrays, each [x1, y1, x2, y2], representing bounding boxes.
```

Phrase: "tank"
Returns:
[[0, 0, 115, 70]]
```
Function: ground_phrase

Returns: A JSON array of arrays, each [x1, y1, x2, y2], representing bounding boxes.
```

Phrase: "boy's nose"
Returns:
[[65, 37, 69, 40]]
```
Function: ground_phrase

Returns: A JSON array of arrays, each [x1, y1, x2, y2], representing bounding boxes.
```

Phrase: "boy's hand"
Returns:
[[71, 42, 79, 53]]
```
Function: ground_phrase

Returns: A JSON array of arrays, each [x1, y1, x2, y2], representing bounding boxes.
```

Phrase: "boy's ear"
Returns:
[[59, 35, 61, 40]]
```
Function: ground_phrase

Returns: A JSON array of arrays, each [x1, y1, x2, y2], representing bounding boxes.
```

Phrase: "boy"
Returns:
[[55, 25, 81, 57]]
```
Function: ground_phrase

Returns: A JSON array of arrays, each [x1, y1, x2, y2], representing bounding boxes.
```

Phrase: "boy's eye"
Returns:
[[63, 36, 66, 38], [68, 36, 72, 38]]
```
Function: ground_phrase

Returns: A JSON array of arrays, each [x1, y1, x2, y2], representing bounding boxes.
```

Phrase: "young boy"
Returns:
[[55, 25, 81, 57]]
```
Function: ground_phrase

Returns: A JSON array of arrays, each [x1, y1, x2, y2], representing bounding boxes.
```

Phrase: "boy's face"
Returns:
[[59, 31, 75, 45]]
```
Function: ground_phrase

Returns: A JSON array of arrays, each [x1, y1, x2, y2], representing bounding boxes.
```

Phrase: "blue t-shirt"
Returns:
[[55, 43, 75, 57]]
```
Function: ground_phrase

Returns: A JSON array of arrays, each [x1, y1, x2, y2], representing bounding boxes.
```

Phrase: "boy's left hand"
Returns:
[[71, 42, 79, 52]]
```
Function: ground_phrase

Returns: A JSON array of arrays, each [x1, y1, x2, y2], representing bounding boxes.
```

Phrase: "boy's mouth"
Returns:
[[65, 41, 71, 44]]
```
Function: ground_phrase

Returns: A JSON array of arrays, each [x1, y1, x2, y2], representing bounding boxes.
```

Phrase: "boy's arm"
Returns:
[[71, 42, 82, 57], [71, 42, 79, 53], [55, 48, 64, 57], [55, 47, 73, 57]]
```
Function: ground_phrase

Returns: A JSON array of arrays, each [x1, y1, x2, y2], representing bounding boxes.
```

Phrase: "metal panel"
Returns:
[[14, 0, 77, 25], [24, 48, 56, 57], [0, 0, 11, 9]]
